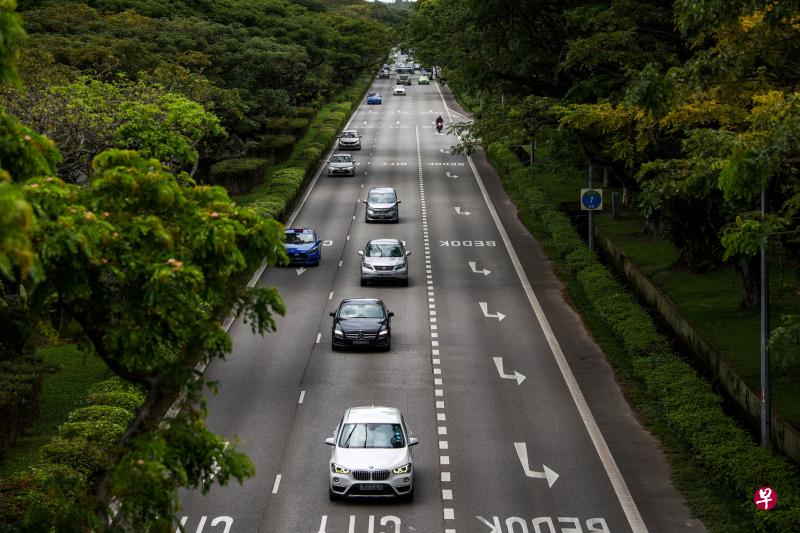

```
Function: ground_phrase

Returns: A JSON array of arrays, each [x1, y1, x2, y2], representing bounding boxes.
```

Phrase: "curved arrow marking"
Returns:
[[295, 267, 307, 276], [446, 172, 459, 179], [492, 357, 526, 385], [454, 207, 471, 216], [479, 301, 505, 321], [468, 261, 491, 276], [514, 442, 559, 488]]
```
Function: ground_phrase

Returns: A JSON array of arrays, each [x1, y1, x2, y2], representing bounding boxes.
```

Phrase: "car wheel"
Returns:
[[383, 342, 391, 352], [401, 279, 409, 287], [331, 343, 339, 352], [400, 487, 414, 502], [360, 278, 367, 286], [329, 488, 342, 502]]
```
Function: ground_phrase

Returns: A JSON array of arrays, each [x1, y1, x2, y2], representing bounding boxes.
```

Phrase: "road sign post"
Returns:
[[580, 169, 603, 252]]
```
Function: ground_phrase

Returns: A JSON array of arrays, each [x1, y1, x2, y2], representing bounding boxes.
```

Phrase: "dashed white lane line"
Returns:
[[338, 260, 343, 268], [328, 291, 334, 300], [271, 474, 282, 494], [298, 390, 305, 404], [316, 333, 321, 344]]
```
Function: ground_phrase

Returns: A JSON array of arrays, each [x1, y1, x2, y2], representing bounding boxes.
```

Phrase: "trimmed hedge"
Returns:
[[0, 361, 44, 456], [486, 142, 800, 531], [0, 376, 143, 524], [209, 158, 269, 195], [237, 67, 378, 219]]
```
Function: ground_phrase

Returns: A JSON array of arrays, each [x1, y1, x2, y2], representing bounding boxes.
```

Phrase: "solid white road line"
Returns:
[[435, 81, 648, 533]]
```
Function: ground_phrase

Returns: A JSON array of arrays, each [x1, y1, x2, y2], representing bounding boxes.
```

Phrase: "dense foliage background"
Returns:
[[407, 0, 800, 359]]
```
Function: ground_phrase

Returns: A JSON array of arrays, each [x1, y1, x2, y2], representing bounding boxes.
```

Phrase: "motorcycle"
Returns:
[[436, 121, 443, 133]]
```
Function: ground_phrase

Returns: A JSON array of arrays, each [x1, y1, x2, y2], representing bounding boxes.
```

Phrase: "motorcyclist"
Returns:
[[436, 115, 444, 131]]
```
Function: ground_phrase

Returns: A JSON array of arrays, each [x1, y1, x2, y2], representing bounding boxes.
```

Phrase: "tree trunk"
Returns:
[[740, 255, 760, 309]]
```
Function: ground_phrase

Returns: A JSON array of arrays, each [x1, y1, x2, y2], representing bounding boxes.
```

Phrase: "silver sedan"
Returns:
[[326, 406, 418, 501], [359, 239, 411, 286]]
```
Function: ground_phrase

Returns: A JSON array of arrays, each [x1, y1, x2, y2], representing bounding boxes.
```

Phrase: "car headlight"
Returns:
[[378, 326, 389, 336], [334, 325, 344, 338], [332, 463, 350, 475], [392, 464, 411, 474], [362, 263, 374, 270]]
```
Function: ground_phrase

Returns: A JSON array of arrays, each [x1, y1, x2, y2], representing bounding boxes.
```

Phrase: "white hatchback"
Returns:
[[326, 406, 418, 501], [393, 85, 406, 95]]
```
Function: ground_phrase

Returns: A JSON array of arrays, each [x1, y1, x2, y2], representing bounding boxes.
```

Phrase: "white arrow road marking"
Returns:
[[439, 148, 450, 154], [454, 207, 471, 215], [479, 301, 505, 321], [322, 240, 333, 246], [296, 267, 306, 276], [493, 356, 526, 385], [468, 261, 491, 276], [446, 171, 458, 178], [514, 442, 559, 488]]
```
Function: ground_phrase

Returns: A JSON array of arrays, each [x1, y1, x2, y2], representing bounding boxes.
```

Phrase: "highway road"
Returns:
[[178, 60, 702, 533]]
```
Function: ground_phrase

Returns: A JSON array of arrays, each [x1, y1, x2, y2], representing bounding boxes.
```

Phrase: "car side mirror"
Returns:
[[358, 251, 363, 256], [325, 437, 335, 446], [408, 437, 419, 446], [396, 200, 402, 204], [329, 312, 336, 317], [406, 251, 412, 256], [388, 311, 394, 318], [362, 200, 368, 204]]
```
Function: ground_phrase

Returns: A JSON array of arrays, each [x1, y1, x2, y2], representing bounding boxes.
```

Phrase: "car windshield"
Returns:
[[285, 232, 315, 244], [366, 243, 404, 258], [341, 132, 357, 138], [331, 155, 351, 163], [339, 303, 384, 319], [368, 192, 396, 203], [338, 423, 405, 449]]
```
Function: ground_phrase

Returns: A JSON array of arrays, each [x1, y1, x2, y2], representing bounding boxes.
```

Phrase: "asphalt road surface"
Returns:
[[178, 62, 703, 533]]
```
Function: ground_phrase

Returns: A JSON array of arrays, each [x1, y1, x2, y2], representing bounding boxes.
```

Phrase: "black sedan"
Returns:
[[330, 299, 393, 351]]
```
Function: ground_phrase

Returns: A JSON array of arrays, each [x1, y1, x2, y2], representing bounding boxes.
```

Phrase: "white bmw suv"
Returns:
[[326, 406, 418, 501]]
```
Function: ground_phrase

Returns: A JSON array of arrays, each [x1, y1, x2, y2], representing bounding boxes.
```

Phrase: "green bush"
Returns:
[[58, 420, 126, 449], [0, 361, 44, 454], [266, 117, 310, 134], [488, 142, 800, 531], [291, 106, 317, 118], [68, 405, 134, 427], [250, 134, 295, 158], [87, 390, 144, 413], [209, 158, 269, 195], [40, 437, 106, 476]]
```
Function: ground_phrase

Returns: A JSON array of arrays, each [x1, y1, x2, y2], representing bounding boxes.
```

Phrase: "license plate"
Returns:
[[352, 340, 369, 345], [361, 484, 383, 491]]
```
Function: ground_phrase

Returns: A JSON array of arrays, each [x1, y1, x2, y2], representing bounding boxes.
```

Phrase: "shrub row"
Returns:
[[245, 68, 378, 219], [0, 361, 44, 457], [485, 142, 800, 531], [208, 158, 270, 195], [0, 376, 143, 524]]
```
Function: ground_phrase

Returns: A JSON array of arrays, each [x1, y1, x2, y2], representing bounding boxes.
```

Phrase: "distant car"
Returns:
[[378, 70, 390, 79], [283, 228, 321, 266], [338, 129, 361, 150], [367, 92, 382, 105], [413, 63, 420, 71], [359, 239, 411, 286], [363, 187, 400, 223], [328, 153, 356, 176], [330, 299, 393, 351], [393, 85, 406, 95], [417, 75, 430, 85], [326, 406, 418, 501]]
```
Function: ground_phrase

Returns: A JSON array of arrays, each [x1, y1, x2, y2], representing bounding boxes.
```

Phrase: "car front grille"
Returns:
[[352, 470, 390, 481], [374, 265, 395, 271], [345, 332, 377, 340]]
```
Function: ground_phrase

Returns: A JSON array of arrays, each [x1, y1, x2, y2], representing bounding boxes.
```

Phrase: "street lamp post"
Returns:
[[760, 187, 771, 450]]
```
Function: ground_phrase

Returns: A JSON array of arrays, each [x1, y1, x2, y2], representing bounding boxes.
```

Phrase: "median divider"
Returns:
[[485, 142, 800, 531]]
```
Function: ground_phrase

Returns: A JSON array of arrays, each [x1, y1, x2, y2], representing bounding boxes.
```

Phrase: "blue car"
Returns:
[[283, 228, 321, 266], [367, 92, 382, 105]]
